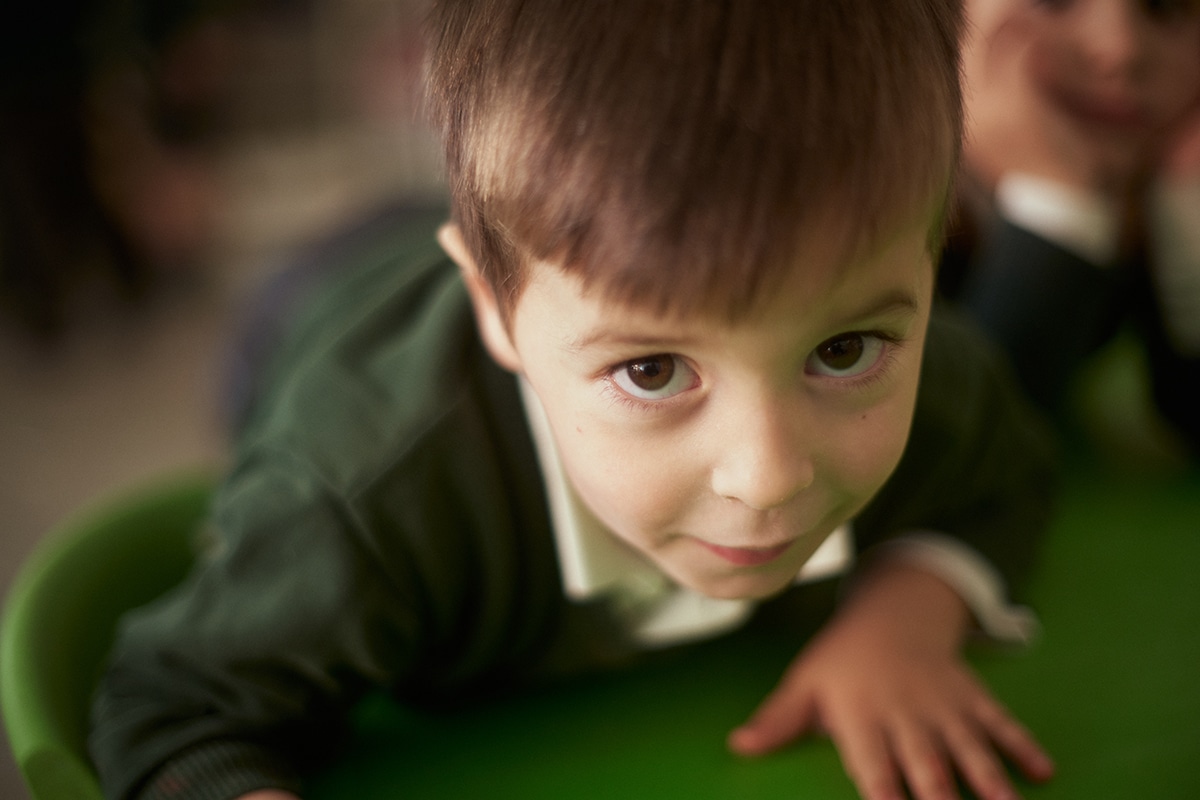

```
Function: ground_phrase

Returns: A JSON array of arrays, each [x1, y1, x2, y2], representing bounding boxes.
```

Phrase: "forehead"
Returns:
[[514, 207, 937, 347], [605, 191, 945, 325]]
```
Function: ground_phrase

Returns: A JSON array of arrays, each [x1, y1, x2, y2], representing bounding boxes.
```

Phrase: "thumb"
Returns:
[[727, 678, 819, 757]]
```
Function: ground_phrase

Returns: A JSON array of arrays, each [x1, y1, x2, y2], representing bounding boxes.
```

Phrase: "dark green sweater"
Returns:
[[90, 219, 1057, 800]]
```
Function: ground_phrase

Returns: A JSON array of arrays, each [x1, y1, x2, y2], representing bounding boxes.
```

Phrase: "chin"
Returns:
[[689, 571, 795, 602]]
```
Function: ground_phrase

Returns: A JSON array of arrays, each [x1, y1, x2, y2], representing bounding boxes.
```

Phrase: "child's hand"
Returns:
[[728, 562, 1055, 800]]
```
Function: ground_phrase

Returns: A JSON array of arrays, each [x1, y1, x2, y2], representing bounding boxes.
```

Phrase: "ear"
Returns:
[[437, 223, 523, 373]]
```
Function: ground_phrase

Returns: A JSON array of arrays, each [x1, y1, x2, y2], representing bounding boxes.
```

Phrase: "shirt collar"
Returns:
[[518, 378, 663, 599]]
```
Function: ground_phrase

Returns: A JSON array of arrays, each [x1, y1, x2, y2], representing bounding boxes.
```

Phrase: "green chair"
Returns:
[[0, 474, 213, 800]]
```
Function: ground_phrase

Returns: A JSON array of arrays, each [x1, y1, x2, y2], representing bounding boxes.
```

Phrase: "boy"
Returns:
[[946, 0, 1200, 448], [90, 2, 1059, 800]]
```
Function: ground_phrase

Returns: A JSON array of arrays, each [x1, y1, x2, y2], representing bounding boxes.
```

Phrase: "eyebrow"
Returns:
[[832, 288, 921, 329], [569, 287, 922, 353], [567, 329, 694, 353]]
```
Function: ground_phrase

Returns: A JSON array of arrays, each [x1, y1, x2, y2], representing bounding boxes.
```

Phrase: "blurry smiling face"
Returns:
[[1026, 0, 1200, 172], [447, 212, 936, 601]]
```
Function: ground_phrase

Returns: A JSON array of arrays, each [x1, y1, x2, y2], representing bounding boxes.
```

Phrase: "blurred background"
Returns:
[[1, 1, 441, 795]]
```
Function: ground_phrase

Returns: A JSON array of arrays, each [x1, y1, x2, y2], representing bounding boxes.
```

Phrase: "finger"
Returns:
[[972, 696, 1056, 783], [941, 715, 1022, 800], [727, 682, 818, 756], [890, 720, 959, 800], [827, 717, 906, 800]]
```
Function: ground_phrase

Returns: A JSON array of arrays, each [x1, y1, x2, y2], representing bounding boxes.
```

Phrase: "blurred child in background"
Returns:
[[944, 0, 1200, 454]]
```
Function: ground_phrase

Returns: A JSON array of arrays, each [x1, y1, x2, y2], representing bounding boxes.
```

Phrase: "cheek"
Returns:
[[822, 387, 917, 502], [1027, 28, 1074, 85], [1150, 47, 1200, 123], [841, 412, 911, 493], [555, 418, 698, 535]]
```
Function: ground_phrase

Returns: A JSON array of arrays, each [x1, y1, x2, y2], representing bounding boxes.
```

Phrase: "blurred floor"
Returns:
[[0, 278, 234, 800], [0, 2, 443, 796]]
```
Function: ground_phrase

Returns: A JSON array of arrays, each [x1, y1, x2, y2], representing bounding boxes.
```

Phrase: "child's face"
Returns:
[[459, 214, 935, 601], [1026, 0, 1200, 169]]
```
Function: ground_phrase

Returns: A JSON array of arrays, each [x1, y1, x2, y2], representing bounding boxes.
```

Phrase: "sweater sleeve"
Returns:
[[963, 206, 1200, 455], [959, 218, 1126, 412], [89, 451, 426, 800], [852, 306, 1059, 598]]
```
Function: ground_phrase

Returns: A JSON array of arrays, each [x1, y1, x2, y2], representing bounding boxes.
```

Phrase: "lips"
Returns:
[[696, 539, 794, 567], [1048, 84, 1148, 131]]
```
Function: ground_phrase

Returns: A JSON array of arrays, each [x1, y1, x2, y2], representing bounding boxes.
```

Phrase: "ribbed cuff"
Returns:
[[136, 740, 303, 800]]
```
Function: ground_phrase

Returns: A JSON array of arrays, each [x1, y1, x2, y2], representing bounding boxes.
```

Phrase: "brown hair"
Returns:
[[425, 0, 963, 321]]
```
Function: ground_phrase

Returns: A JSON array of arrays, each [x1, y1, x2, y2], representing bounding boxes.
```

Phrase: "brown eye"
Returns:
[[626, 355, 675, 391], [611, 354, 697, 401], [806, 333, 887, 379], [816, 334, 865, 371]]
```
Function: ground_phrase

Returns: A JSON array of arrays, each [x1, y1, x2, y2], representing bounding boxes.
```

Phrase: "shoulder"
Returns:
[[911, 303, 1055, 474], [223, 211, 556, 576], [238, 222, 488, 490], [854, 304, 1058, 563], [916, 304, 1011, 422], [212, 225, 560, 643]]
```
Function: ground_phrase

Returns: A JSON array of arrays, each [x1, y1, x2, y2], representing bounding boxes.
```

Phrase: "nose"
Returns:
[[1071, 0, 1144, 80], [709, 390, 815, 511]]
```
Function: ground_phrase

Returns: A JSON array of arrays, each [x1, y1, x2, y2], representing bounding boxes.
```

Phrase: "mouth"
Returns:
[[695, 539, 795, 567], [1048, 84, 1148, 132]]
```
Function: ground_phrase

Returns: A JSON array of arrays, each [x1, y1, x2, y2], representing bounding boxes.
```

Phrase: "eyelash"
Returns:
[[836, 336, 903, 393], [601, 355, 698, 413], [808, 330, 904, 388], [602, 330, 906, 413]]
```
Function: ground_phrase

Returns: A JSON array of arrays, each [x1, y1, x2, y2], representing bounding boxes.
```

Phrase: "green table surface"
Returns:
[[308, 467, 1200, 799]]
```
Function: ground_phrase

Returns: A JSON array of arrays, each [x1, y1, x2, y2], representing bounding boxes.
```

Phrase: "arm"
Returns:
[[730, 310, 1060, 800], [89, 455, 423, 800], [91, 237, 561, 800], [960, 216, 1125, 412], [1134, 201, 1200, 455], [1145, 117, 1200, 454], [960, 161, 1200, 448], [92, 332, 563, 800]]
